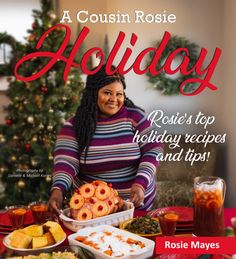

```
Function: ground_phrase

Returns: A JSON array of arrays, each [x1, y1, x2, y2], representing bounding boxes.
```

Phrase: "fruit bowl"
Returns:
[[60, 201, 134, 232]]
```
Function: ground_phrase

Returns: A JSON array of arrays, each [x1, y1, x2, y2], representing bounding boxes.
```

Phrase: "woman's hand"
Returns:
[[48, 189, 64, 216], [130, 184, 145, 208]]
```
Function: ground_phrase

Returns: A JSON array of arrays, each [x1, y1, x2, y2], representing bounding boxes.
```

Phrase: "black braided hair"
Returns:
[[74, 64, 143, 160]]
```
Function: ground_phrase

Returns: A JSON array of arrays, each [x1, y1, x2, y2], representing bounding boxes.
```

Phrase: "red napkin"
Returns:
[[0, 210, 34, 228]]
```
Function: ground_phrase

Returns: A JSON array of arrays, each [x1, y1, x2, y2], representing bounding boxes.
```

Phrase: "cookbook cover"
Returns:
[[0, 0, 235, 257]]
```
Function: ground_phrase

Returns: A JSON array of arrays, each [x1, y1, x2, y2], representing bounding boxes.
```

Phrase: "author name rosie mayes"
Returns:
[[60, 10, 177, 24]]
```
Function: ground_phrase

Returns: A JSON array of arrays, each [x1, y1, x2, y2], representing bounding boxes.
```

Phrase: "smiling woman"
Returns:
[[48, 64, 163, 215]]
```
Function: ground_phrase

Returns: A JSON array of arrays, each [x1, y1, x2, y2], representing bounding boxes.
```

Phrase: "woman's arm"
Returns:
[[49, 118, 80, 212], [133, 111, 163, 191]]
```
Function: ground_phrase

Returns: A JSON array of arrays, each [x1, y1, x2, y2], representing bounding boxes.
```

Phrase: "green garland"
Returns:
[[0, 32, 23, 77], [146, 35, 200, 95]]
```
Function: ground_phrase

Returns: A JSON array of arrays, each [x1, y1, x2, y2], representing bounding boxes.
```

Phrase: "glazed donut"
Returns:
[[105, 197, 115, 214], [95, 184, 111, 200], [69, 193, 85, 210], [92, 201, 109, 218], [79, 183, 95, 199], [75, 207, 93, 221]]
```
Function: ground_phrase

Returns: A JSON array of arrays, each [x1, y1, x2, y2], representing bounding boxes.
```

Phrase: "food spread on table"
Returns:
[[69, 180, 124, 220], [1, 180, 207, 258]]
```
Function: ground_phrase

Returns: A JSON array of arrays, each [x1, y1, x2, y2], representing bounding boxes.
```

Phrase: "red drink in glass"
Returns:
[[30, 202, 48, 224], [7, 206, 27, 229], [158, 212, 179, 236]]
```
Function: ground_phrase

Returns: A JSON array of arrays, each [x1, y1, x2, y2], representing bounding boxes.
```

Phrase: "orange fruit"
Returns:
[[164, 213, 179, 221], [206, 199, 222, 209], [12, 208, 26, 215]]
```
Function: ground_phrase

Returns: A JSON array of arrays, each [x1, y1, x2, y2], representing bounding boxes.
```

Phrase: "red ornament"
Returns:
[[32, 22, 37, 30], [25, 143, 31, 151], [40, 86, 48, 93], [5, 118, 13, 125]]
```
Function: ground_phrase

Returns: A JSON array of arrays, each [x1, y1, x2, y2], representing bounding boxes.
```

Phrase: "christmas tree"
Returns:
[[0, 0, 83, 208]]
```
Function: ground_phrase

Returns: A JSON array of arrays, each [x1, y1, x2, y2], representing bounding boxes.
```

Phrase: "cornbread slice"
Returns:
[[23, 225, 43, 237], [10, 231, 32, 248], [42, 232, 55, 246], [43, 221, 58, 228], [49, 224, 65, 243], [32, 236, 48, 248]]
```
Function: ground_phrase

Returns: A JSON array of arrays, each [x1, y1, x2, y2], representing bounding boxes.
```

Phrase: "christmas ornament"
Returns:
[[32, 22, 37, 30], [47, 124, 53, 131], [43, 137, 50, 148], [5, 118, 13, 125], [25, 143, 31, 151], [31, 136, 38, 142], [62, 96, 67, 101], [14, 96, 20, 101], [17, 179, 26, 189], [48, 153, 53, 160], [25, 82, 31, 88], [40, 86, 48, 93], [47, 71, 57, 86], [38, 123, 44, 130], [46, 175, 52, 182], [28, 34, 35, 42], [49, 108, 54, 113], [35, 95, 42, 108], [0, 134, 6, 143], [13, 135, 19, 140], [0, 167, 6, 174], [10, 155, 17, 162], [31, 157, 39, 167], [48, 11, 57, 20], [72, 96, 78, 102], [24, 100, 29, 105], [27, 116, 34, 124]]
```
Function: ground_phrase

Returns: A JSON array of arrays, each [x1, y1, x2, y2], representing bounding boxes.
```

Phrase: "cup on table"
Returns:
[[157, 211, 179, 236], [7, 205, 28, 229], [29, 201, 49, 224]]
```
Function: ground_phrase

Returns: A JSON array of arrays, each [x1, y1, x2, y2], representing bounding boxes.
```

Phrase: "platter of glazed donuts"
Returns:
[[59, 180, 134, 232]]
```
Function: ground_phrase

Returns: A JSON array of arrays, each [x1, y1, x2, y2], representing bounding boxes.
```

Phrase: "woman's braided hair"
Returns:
[[74, 64, 141, 160]]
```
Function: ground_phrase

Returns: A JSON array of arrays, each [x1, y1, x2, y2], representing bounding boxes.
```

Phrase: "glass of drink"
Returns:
[[157, 211, 179, 236], [7, 205, 28, 229], [29, 201, 49, 224], [193, 176, 226, 236]]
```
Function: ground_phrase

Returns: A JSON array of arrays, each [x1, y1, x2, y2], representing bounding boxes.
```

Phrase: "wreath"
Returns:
[[146, 35, 200, 95], [0, 33, 23, 77]]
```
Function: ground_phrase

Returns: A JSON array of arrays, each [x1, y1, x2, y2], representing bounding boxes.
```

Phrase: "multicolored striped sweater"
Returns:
[[52, 106, 163, 210]]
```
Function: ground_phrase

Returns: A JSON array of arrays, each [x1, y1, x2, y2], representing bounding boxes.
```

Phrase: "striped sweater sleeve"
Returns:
[[132, 110, 163, 191], [51, 118, 79, 194]]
